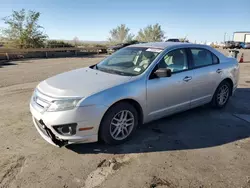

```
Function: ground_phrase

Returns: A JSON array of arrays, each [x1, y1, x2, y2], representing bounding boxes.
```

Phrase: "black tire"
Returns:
[[99, 102, 138, 145], [211, 80, 231, 108]]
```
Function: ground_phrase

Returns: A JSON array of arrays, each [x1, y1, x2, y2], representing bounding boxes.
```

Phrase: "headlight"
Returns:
[[47, 99, 82, 112]]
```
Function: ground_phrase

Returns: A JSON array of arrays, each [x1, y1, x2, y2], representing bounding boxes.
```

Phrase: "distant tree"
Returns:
[[179, 38, 185, 42], [179, 35, 189, 43], [46, 40, 74, 48], [136, 24, 165, 42], [108, 24, 134, 43], [1, 9, 47, 48], [179, 38, 189, 43], [73, 37, 79, 47]]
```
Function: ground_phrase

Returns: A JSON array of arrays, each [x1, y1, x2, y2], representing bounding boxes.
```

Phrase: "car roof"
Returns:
[[129, 42, 207, 50], [129, 42, 227, 61]]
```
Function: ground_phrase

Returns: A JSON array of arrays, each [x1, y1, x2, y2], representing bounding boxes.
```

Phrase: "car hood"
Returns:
[[37, 67, 132, 98]]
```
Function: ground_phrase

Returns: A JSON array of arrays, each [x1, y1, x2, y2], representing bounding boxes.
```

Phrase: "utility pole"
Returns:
[[224, 32, 227, 43]]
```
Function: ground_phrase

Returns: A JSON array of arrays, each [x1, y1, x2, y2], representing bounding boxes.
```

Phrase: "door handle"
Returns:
[[216, 69, 222, 73], [183, 76, 192, 82]]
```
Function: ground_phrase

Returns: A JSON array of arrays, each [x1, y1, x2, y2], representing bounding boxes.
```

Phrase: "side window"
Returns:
[[158, 49, 188, 73], [212, 53, 219, 64], [190, 49, 213, 68]]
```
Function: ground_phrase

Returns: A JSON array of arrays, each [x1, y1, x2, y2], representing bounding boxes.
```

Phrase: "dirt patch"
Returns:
[[150, 176, 173, 188], [0, 156, 25, 188], [84, 155, 135, 188], [97, 158, 127, 170]]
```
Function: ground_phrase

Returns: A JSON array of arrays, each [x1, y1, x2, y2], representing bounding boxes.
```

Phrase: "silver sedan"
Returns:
[[30, 42, 239, 147]]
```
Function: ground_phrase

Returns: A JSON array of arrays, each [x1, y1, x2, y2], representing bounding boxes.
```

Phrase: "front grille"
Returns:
[[32, 90, 52, 110]]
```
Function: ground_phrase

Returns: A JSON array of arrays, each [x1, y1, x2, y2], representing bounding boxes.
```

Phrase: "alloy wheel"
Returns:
[[110, 110, 135, 140], [217, 84, 229, 106]]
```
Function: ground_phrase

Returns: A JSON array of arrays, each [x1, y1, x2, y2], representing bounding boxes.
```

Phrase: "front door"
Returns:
[[146, 48, 193, 121]]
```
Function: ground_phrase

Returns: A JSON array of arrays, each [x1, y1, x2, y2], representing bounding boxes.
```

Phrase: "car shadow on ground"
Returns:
[[67, 88, 250, 154], [0, 61, 17, 67]]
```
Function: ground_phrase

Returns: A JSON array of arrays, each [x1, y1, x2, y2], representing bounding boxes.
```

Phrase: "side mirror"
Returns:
[[154, 68, 172, 78]]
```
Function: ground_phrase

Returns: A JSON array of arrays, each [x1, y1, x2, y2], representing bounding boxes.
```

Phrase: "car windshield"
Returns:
[[96, 47, 162, 76]]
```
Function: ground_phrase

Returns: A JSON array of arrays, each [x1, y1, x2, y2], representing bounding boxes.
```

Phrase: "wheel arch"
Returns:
[[98, 98, 144, 138], [222, 78, 234, 96], [214, 77, 234, 97]]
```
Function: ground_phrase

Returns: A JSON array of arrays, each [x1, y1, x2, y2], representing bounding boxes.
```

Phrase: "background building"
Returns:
[[233, 31, 250, 42]]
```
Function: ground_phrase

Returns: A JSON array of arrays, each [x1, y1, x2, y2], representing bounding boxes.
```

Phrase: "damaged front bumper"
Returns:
[[30, 101, 100, 147], [32, 116, 98, 147], [33, 117, 67, 147]]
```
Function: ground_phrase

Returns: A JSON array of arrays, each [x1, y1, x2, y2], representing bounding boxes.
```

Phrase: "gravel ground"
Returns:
[[0, 56, 250, 188], [218, 48, 250, 62]]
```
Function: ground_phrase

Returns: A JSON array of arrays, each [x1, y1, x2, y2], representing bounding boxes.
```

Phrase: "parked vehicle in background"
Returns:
[[234, 42, 245, 49], [166, 38, 180, 42], [223, 41, 235, 49], [107, 41, 139, 54], [240, 42, 245, 49], [218, 43, 225, 48], [30, 42, 239, 147], [107, 43, 128, 54], [243, 43, 250, 49]]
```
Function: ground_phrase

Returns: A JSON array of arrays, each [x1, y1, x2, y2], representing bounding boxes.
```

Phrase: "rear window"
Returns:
[[190, 48, 219, 68]]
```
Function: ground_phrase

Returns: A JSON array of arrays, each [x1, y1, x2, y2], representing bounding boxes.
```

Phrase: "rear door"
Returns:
[[188, 48, 223, 108]]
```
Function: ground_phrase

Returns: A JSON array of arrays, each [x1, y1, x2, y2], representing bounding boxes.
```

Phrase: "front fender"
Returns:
[[79, 77, 147, 118]]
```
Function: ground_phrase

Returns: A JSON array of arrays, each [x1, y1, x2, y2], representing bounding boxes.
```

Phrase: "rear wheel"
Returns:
[[211, 81, 231, 108], [99, 102, 138, 145]]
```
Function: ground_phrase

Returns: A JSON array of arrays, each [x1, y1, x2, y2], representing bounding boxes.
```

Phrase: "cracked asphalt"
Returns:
[[0, 56, 250, 188]]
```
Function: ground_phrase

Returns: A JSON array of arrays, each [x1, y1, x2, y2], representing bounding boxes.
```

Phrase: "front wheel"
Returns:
[[211, 81, 231, 108], [99, 102, 138, 145]]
